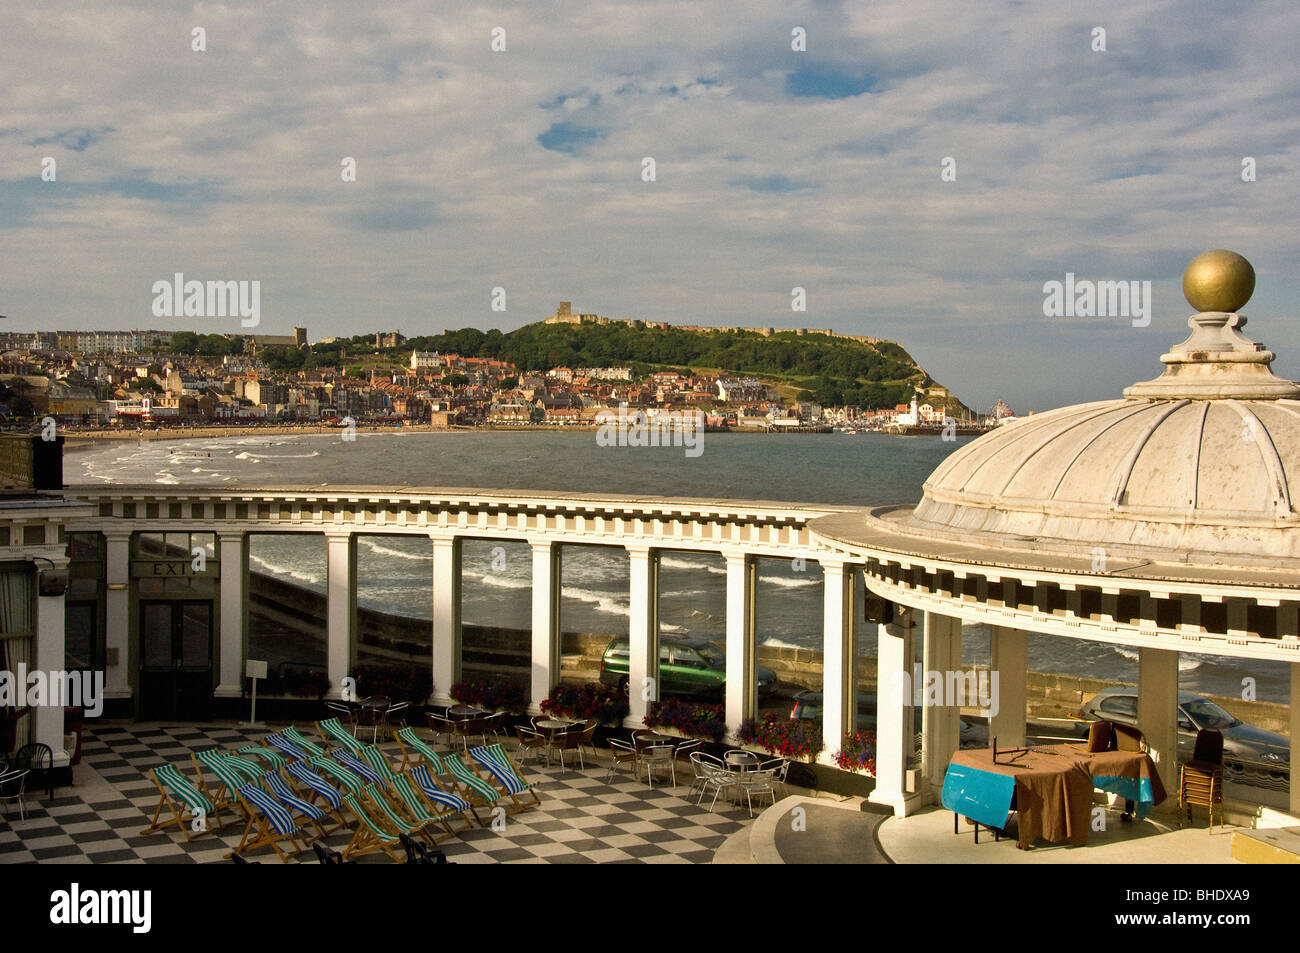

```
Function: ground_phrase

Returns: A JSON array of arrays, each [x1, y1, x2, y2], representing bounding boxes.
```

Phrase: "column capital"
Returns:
[[624, 542, 655, 559], [528, 538, 556, 555], [217, 529, 247, 542], [323, 528, 356, 541]]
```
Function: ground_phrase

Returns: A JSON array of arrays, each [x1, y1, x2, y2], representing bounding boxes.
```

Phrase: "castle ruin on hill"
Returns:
[[543, 301, 885, 346]]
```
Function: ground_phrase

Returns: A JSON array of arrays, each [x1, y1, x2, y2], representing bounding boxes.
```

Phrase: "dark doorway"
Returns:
[[139, 601, 213, 721]]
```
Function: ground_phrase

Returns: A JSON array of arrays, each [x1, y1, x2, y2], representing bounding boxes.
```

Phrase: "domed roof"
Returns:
[[901, 251, 1300, 565]]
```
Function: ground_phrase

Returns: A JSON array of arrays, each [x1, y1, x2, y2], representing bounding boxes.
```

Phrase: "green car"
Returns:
[[598, 635, 777, 700]]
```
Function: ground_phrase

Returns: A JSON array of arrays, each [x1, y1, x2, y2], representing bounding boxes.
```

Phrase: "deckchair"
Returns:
[[359, 745, 402, 788], [409, 764, 475, 823], [237, 745, 288, 771], [391, 772, 471, 840], [264, 731, 312, 762], [140, 763, 219, 840], [232, 783, 310, 863], [307, 754, 367, 796], [317, 717, 366, 754], [332, 749, 385, 786], [442, 753, 512, 820], [285, 760, 346, 814], [361, 782, 433, 847], [394, 726, 445, 773], [190, 749, 253, 825], [281, 725, 326, 758], [261, 770, 338, 837], [341, 793, 405, 863], [470, 743, 542, 810]]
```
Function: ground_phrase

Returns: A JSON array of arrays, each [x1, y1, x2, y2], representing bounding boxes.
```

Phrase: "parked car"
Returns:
[[1073, 687, 1290, 772], [789, 690, 878, 724], [598, 635, 777, 700]]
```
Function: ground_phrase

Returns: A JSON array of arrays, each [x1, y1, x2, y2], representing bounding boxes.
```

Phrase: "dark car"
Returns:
[[1075, 687, 1289, 772], [599, 635, 777, 700]]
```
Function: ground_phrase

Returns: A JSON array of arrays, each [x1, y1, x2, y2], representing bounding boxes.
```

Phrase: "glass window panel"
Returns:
[[141, 604, 172, 667], [65, 603, 95, 671], [180, 604, 211, 668]]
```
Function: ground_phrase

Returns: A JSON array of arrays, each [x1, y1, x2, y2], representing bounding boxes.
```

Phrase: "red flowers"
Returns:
[[833, 730, 877, 775], [644, 699, 727, 742], [736, 712, 824, 761]]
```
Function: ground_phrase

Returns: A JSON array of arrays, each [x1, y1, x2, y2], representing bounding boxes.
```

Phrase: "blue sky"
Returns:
[[2, 0, 1299, 412]]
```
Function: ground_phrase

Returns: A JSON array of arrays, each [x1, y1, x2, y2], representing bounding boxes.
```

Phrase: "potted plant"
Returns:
[[643, 698, 727, 743]]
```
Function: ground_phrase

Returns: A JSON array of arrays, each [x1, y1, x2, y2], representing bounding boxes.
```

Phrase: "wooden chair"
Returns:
[[1180, 729, 1224, 831], [140, 763, 219, 840]]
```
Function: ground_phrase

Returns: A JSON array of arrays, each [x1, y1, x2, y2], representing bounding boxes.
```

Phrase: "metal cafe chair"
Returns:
[[0, 768, 29, 822]]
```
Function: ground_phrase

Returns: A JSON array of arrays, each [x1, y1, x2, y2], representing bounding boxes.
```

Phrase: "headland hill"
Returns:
[[0, 301, 992, 438]]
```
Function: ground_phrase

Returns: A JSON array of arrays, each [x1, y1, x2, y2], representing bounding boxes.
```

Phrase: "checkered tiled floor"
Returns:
[[0, 723, 752, 864]]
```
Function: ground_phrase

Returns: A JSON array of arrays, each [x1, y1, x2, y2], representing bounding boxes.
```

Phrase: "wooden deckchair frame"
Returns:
[[140, 764, 220, 841]]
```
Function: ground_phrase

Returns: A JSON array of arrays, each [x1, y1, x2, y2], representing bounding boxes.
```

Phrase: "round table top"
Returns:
[[449, 705, 485, 718], [535, 719, 573, 730]]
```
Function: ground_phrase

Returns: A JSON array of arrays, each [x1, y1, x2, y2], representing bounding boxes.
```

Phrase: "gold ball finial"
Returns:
[[1183, 249, 1255, 312]]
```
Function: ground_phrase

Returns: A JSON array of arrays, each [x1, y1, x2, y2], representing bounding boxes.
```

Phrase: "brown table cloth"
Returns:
[[947, 745, 1165, 848]]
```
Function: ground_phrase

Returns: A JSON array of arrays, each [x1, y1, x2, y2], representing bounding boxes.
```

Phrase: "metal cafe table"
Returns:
[[941, 744, 1167, 849]]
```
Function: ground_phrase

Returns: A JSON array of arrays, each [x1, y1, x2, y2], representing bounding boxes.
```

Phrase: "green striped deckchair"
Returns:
[[189, 749, 251, 824], [443, 753, 511, 816], [307, 755, 366, 796], [317, 717, 365, 754], [470, 743, 542, 809], [391, 773, 467, 841], [238, 745, 288, 771], [361, 782, 426, 843], [359, 745, 401, 787], [261, 770, 337, 837], [233, 783, 308, 863], [281, 725, 326, 758], [394, 727, 444, 773], [141, 763, 218, 840], [342, 793, 404, 862]]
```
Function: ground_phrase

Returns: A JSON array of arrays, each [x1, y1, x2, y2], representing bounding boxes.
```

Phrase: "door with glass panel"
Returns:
[[139, 601, 213, 720]]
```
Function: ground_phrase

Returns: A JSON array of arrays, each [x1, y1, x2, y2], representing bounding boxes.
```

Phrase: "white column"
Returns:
[[32, 564, 69, 767], [922, 611, 963, 799], [819, 559, 853, 766], [869, 609, 923, 815], [430, 536, 461, 707], [1138, 646, 1180, 811], [103, 532, 131, 702], [989, 625, 1027, 747], [723, 550, 755, 732], [626, 545, 658, 728], [1291, 664, 1300, 817], [529, 540, 560, 715], [325, 531, 356, 700], [214, 532, 246, 698]]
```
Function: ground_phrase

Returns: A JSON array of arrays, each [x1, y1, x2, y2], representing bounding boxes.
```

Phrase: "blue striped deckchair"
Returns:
[[317, 717, 365, 754], [342, 793, 404, 863], [394, 727, 443, 773], [141, 763, 218, 840], [233, 783, 309, 863], [285, 761, 345, 813], [470, 743, 542, 809], [391, 773, 468, 840], [307, 755, 366, 795], [409, 764, 475, 820], [264, 732, 311, 762], [332, 749, 384, 785], [190, 749, 251, 824], [281, 725, 326, 758], [261, 770, 337, 837], [443, 753, 511, 818], [238, 745, 288, 771]]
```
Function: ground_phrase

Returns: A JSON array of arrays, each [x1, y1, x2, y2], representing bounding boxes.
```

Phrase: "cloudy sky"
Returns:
[[3, 0, 1298, 411]]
